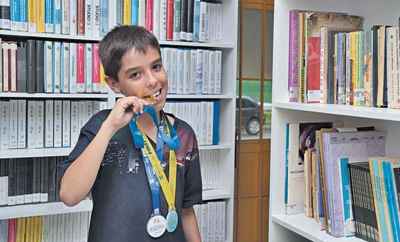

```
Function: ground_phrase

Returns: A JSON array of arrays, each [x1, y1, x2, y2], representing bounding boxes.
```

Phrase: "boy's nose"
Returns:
[[146, 72, 158, 87]]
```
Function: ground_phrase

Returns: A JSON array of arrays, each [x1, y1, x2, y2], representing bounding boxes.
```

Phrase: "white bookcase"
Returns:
[[269, 0, 400, 241], [0, 1, 238, 241]]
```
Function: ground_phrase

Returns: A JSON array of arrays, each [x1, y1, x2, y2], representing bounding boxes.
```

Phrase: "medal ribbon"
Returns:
[[128, 106, 178, 213], [139, 123, 177, 211]]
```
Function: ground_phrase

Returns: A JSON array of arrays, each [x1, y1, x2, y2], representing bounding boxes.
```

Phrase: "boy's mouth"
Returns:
[[144, 89, 162, 102]]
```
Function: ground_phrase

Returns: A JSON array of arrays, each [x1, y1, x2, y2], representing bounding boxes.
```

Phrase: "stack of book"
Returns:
[[0, 212, 91, 242], [0, 0, 110, 37], [288, 10, 400, 108], [0, 39, 108, 94], [116, 0, 223, 42]]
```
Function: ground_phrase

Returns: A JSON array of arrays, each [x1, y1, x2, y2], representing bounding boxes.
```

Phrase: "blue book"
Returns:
[[284, 123, 289, 206], [212, 101, 220, 145], [19, 0, 27, 31], [131, 0, 138, 25], [339, 157, 354, 236], [116, 0, 122, 25], [371, 159, 390, 242], [100, 0, 109, 36], [45, 0, 54, 33], [192, 0, 200, 41], [53, 0, 61, 33], [10, 0, 18, 30], [383, 161, 400, 242]]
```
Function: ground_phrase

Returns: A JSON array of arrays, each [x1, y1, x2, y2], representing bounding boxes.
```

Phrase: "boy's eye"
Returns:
[[129, 72, 141, 80], [152, 63, 162, 72]]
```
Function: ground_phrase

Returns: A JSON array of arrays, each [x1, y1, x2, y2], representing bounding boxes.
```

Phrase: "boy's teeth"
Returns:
[[152, 90, 161, 97]]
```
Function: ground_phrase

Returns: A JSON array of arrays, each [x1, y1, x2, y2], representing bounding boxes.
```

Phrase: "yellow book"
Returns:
[[28, 0, 36, 32], [123, 0, 132, 25], [26, 217, 33, 242], [37, 217, 43, 242], [16, 218, 26, 242], [350, 32, 357, 105], [32, 217, 38, 242], [100, 64, 107, 93], [37, 0, 45, 33]]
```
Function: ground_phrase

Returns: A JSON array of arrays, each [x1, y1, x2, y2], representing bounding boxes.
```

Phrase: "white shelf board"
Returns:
[[203, 188, 232, 201], [272, 214, 366, 242], [115, 93, 234, 99], [274, 102, 400, 122], [0, 199, 93, 220], [0, 148, 73, 159], [159, 40, 235, 49], [0, 144, 231, 159], [199, 143, 233, 150], [0, 30, 101, 41], [0, 92, 109, 99]]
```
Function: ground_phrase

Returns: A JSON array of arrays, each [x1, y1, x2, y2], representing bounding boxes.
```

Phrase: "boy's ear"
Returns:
[[105, 76, 121, 93]]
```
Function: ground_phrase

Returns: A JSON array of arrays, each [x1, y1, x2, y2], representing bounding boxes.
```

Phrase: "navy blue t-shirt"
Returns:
[[60, 110, 203, 242]]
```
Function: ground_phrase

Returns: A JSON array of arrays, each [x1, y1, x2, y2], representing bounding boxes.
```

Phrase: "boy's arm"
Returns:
[[59, 122, 114, 206], [182, 207, 201, 242]]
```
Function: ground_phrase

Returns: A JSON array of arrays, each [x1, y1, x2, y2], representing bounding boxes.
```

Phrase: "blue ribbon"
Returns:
[[129, 106, 181, 152]]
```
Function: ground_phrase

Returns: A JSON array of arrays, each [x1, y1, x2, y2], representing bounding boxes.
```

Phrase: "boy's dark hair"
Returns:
[[99, 25, 161, 81]]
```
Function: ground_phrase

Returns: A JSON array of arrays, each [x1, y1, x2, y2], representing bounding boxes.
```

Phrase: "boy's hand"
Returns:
[[103, 96, 153, 134]]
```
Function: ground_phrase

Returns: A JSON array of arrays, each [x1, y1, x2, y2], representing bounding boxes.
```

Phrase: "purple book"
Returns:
[[288, 10, 299, 102]]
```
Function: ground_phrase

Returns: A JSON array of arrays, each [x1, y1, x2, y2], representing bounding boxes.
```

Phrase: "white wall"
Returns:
[[239, 10, 274, 79]]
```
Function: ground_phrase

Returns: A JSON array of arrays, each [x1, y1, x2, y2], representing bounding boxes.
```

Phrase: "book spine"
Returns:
[[0, 0, 11, 30], [44, 41, 53, 93], [17, 99, 26, 149], [166, 0, 173, 40], [62, 42, 70, 93], [45, 0, 54, 32], [85, 43, 92, 93], [76, 43, 85, 92], [100, 0, 108, 36], [85, 0, 92, 36], [92, 43, 100, 93], [77, 0, 85, 35]]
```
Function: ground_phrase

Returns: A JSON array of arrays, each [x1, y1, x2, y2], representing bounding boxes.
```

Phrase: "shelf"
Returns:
[[0, 144, 232, 159], [272, 214, 366, 242], [159, 40, 235, 49], [274, 102, 400, 122], [0, 30, 101, 41], [0, 199, 93, 220], [0, 92, 109, 99], [0, 148, 73, 159], [199, 144, 233, 150], [203, 188, 232, 201], [115, 93, 235, 99]]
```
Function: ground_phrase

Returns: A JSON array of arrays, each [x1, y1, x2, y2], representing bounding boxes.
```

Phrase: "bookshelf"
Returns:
[[0, 0, 237, 241], [269, 0, 400, 242]]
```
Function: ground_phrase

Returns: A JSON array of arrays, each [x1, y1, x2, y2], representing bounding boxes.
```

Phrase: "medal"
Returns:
[[166, 209, 179, 232], [146, 214, 167, 238]]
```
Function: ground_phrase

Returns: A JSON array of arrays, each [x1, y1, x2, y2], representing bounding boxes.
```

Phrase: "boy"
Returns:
[[59, 26, 202, 242]]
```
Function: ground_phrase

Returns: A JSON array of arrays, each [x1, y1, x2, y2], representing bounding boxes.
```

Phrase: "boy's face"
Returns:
[[108, 47, 168, 112]]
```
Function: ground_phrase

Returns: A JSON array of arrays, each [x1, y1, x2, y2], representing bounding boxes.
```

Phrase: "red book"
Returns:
[[145, 0, 154, 32], [77, 0, 85, 35], [92, 43, 100, 93], [306, 37, 321, 103], [77, 43, 85, 93], [8, 219, 16, 242], [166, 0, 174, 40]]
